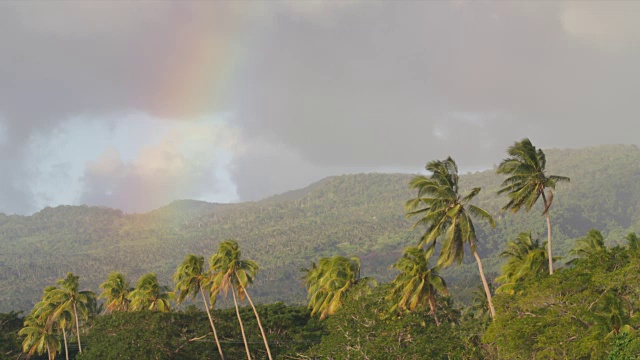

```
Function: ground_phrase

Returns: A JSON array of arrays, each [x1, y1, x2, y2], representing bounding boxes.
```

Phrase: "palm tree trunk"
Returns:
[[73, 302, 82, 352], [200, 287, 225, 360], [232, 288, 252, 360], [472, 249, 496, 319], [63, 326, 69, 360], [47, 342, 52, 360], [241, 284, 273, 360], [428, 294, 440, 327], [541, 192, 554, 275]]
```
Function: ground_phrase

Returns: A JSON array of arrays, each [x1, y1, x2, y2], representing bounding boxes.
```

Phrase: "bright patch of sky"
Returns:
[[27, 112, 238, 211]]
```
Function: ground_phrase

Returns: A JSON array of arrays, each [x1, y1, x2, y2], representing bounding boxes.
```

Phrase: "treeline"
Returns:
[[4, 139, 640, 359], [2, 145, 640, 312]]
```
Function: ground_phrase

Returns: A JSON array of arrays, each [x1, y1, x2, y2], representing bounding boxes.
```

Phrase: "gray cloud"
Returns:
[[229, 1, 640, 199], [1, 1, 640, 212]]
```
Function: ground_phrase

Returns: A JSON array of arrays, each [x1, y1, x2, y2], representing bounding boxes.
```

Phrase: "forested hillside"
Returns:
[[1, 144, 640, 312]]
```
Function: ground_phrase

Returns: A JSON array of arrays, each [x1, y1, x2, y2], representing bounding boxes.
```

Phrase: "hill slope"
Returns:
[[1, 144, 640, 312]]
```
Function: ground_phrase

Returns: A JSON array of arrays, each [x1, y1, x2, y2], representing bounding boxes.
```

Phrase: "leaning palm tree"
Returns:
[[174, 254, 225, 360], [98, 272, 132, 314], [496, 138, 570, 275], [129, 273, 174, 312], [569, 229, 606, 262], [19, 314, 60, 360], [495, 232, 549, 295], [209, 240, 272, 360], [49, 273, 96, 354], [406, 157, 497, 318], [303, 255, 376, 320], [388, 246, 448, 326]]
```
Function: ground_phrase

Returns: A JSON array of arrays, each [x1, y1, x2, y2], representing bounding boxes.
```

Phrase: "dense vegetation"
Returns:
[[2, 143, 640, 358]]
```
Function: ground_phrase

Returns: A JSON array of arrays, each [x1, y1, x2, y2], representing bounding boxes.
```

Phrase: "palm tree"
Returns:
[[49, 273, 96, 354], [388, 246, 448, 326], [129, 273, 174, 312], [19, 315, 59, 360], [496, 138, 570, 275], [495, 232, 549, 294], [174, 254, 225, 360], [406, 157, 497, 318], [569, 229, 606, 262], [209, 240, 272, 360], [32, 286, 73, 360], [98, 272, 132, 314], [303, 255, 376, 320]]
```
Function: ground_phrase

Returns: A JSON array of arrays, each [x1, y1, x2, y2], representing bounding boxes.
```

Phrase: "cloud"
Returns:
[[1, 1, 640, 212], [561, 1, 640, 52], [226, 1, 640, 200], [80, 120, 239, 213]]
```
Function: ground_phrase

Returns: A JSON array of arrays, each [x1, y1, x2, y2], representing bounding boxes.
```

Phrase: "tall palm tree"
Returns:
[[569, 229, 606, 262], [19, 315, 59, 360], [303, 255, 376, 320], [98, 272, 132, 314], [406, 157, 497, 318], [209, 240, 272, 360], [50, 273, 96, 354], [496, 138, 570, 275], [174, 254, 225, 360], [129, 273, 174, 312], [33, 286, 73, 360], [388, 246, 448, 326], [495, 232, 549, 295]]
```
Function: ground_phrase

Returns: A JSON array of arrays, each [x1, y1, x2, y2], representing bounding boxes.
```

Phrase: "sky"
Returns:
[[1, 1, 640, 215]]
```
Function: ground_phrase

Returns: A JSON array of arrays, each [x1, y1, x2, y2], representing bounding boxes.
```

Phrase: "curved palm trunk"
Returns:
[[541, 192, 554, 275], [472, 249, 496, 319], [232, 288, 252, 360], [200, 288, 225, 360], [428, 294, 440, 327], [73, 302, 82, 352], [47, 342, 53, 360], [241, 285, 273, 360], [63, 326, 69, 360]]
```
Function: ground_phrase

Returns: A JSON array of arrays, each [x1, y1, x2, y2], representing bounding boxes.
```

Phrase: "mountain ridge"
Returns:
[[1, 144, 640, 312]]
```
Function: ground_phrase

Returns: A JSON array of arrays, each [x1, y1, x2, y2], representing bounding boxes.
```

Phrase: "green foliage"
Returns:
[[495, 232, 548, 294], [98, 272, 131, 314], [303, 255, 375, 319], [0, 312, 23, 360], [496, 138, 570, 213], [129, 273, 173, 312], [484, 245, 640, 359], [306, 283, 484, 359], [388, 246, 447, 325], [569, 228, 607, 262], [77, 304, 325, 360]]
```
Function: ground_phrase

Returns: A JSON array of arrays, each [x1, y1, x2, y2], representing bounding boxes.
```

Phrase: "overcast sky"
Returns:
[[1, 1, 639, 215]]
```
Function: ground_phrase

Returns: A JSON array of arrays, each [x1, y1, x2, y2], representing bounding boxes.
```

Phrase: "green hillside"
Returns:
[[1, 144, 640, 312]]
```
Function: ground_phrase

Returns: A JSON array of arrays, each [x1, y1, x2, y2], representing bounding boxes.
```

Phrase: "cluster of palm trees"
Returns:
[[20, 273, 95, 360], [303, 138, 569, 322], [21, 240, 272, 360]]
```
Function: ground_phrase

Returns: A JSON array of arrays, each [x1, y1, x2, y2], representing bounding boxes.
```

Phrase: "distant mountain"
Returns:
[[1, 144, 640, 312]]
